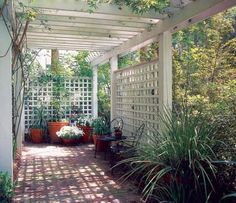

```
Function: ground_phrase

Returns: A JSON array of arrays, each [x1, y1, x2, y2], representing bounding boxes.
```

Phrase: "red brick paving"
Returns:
[[14, 143, 141, 203]]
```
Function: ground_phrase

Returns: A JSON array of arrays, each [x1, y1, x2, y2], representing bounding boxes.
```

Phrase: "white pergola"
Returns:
[[0, 0, 235, 177]]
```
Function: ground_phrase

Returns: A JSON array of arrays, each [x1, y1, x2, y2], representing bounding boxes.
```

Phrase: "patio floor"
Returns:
[[13, 143, 141, 203]]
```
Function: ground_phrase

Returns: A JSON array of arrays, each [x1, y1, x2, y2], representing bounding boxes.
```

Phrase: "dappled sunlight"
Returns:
[[14, 144, 140, 202]]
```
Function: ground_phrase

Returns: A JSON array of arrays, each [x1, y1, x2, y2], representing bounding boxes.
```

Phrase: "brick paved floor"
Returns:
[[14, 143, 141, 203]]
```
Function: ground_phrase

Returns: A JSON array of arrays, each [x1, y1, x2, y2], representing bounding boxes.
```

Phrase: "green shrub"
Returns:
[[91, 117, 110, 135], [0, 172, 14, 202], [117, 107, 221, 202], [213, 113, 236, 160]]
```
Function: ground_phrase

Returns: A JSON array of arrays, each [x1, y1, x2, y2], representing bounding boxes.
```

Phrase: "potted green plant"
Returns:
[[48, 73, 70, 143], [116, 108, 221, 202], [48, 100, 69, 143], [91, 117, 110, 151], [56, 126, 83, 145], [77, 115, 94, 143], [30, 105, 47, 143]]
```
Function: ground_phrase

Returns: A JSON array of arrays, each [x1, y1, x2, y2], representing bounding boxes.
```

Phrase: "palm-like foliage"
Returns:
[[117, 108, 220, 202]]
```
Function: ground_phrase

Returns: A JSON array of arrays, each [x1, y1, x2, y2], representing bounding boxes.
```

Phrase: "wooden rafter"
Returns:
[[14, 0, 236, 64]]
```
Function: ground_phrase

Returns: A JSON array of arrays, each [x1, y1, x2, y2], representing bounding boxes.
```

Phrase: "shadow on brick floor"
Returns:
[[14, 143, 142, 203]]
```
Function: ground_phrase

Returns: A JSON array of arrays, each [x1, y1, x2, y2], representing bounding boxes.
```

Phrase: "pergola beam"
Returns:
[[27, 44, 111, 51], [26, 32, 127, 42], [91, 0, 236, 66], [27, 36, 122, 45], [27, 27, 134, 39], [30, 20, 146, 32], [28, 24, 139, 35], [36, 14, 152, 29], [27, 38, 121, 46]]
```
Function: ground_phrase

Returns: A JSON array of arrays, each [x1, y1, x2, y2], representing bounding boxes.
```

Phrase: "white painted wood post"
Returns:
[[159, 31, 172, 114], [0, 18, 13, 177], [92, 66, 98, 118], [110, 56, 118, 121]]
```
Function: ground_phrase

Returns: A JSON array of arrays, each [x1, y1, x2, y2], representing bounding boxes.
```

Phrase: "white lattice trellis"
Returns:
[[24, 77, 92, 130], [114, 60, 159, 137]]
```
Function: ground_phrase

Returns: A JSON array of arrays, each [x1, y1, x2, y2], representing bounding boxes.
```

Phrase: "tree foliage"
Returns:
[[73, 51, 93, 77], [172, 8, 236, 116], [112, 0, 169, 14], [86, 0, 169, 14], [97, 63, 111, 121]]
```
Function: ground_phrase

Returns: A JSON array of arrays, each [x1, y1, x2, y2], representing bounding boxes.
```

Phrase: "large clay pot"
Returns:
[[62, 138, 79, 145], [114, 130, 122, 139], [48, 121, 69, 143], [30, 128, 43, 143], [78, 125, 92, 143], [93, 134, 108, 152]]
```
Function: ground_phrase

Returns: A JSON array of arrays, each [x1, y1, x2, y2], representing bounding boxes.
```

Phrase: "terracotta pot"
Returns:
[[48, 121, 69, 143], [30, 128, 43, 143], [62, 138, 79, 145], [93, 134, 108, 152], [163, 173, 181, 185], [114, 130, 122, 139], [78, 125, 92, 143]]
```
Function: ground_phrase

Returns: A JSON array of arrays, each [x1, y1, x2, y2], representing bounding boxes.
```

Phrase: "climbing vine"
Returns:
[[0, 0, 39, 158]]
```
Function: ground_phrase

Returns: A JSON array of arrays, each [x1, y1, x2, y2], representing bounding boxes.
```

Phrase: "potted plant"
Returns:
[[30, 105, 47, 143], [48, 101, 69, 143], [116, 108, 222, 202], [47, 67, 71, 143], [56, 126, 83, 145], [77, 115, 94, 143], [48, 91, 69, 143], [91, 117, 110, 151]]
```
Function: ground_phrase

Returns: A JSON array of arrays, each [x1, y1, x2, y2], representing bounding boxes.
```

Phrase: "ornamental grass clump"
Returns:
[[56, 126, 83, 139], [117, 107, 221, 203]]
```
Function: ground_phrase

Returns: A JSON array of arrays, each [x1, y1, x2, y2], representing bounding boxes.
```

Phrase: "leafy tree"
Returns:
[[97, 63, 111, 121], [87, 0, 169, 14], [172, 8, 236, 116], [73, 51, 93, 77]]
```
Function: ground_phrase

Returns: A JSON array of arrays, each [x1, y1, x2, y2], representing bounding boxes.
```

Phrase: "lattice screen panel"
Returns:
[[114, 60, 159, 137], [24, 77, 92, 130]]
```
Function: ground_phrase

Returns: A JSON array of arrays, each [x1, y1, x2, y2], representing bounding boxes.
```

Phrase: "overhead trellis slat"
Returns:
[[27, 44, 111, 51], [27, 36, 122, 45], [36, 14, 153, 28], [28, 24, 140, 35], [26, 27, 135, 39], [27, 41, 112, 48], [26, 32, 127, 42], [27, 40, 119, 47], [30, 20, 146, 32]]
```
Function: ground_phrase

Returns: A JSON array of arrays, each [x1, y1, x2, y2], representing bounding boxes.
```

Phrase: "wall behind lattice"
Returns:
[[24, 77, 92, 130], [114, 60, 159, 137]]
